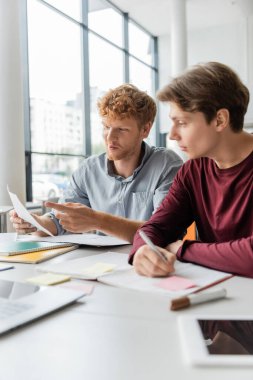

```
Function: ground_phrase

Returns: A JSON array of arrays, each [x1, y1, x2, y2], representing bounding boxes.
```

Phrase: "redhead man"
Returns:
[[10, 84, 182, 242], [131, 62, 253, 277]]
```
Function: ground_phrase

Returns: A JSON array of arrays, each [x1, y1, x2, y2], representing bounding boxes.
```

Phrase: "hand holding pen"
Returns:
[[139, 231, 168, 262], [133, 230, 176, 277]]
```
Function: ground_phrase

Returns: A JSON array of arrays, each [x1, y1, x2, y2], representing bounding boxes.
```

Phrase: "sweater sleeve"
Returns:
[[129, 166, 194, 264], [177, 236, 253, 278]]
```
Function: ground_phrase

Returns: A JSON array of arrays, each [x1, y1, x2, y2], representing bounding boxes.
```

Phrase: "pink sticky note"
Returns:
[[60, 282, 94, 295], [155, 276, 196, 291]]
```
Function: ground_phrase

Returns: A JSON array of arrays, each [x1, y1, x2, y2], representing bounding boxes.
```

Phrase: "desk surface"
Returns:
[[0, 206, 12, 213], [0, 244, 252, 380]]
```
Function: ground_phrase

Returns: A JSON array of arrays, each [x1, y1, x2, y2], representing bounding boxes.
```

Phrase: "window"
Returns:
[[42, 0, 82, 22], [31, 153, 83, 202], [25, 0, 158, 201], [129, 57, 153, 95], [89, 33, 124, 154], [28, 0, 84, 155], [129, 21, 153, 65], [88, 0, 123, 47]]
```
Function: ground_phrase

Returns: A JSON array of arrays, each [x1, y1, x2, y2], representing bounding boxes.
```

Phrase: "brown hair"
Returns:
[[157, 62, 249, 132], [97, 84, 157, 127]]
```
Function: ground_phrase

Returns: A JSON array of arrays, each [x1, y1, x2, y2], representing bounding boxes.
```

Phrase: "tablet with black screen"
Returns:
[[178, 315, 253, 366]]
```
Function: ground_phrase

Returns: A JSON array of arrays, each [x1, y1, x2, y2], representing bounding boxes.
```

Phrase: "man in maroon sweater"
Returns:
[[130, 62, 253, 278]]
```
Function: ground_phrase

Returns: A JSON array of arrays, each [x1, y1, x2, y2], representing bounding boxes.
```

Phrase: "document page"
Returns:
[[99, 259, 232, 296], [7, 187, 53, 236]]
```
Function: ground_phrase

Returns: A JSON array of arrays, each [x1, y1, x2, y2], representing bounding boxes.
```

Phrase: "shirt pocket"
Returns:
[[130, 191, 154, 220]]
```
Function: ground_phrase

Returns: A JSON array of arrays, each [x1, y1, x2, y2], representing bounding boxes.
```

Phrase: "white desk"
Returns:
[[0, 244, 252, 380]]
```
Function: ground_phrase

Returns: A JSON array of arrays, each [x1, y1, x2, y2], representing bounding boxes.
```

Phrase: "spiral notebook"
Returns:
[[0, 241, 77, 256]]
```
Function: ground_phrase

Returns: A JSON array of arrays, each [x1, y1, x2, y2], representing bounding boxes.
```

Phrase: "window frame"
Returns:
[[22, 0, 160, 201]]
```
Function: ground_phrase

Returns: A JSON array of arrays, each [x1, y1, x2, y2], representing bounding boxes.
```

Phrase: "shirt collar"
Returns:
[[106, 141, 151, 182]]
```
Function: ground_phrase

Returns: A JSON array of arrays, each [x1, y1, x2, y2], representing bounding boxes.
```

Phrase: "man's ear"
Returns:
[[142, 122, 152, 137], [216, 109, 230, 132]]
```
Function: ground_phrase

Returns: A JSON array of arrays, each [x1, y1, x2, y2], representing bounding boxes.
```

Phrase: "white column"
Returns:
[[170, 0, 187, 76], [0, 0, 26, 205], [158, 1, 188, 157], [237, 0, 253, 125], [245, 14, 253, 125]]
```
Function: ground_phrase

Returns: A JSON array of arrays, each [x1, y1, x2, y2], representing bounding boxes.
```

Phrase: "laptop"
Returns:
[[0, 278, 86, 335]]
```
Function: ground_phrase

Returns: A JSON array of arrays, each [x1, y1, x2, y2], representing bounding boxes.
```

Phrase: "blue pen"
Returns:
[[139, 230, 167, 262]]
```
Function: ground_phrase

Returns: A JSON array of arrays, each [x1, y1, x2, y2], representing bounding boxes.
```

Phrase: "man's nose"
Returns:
[[107, 128, 118, 140], [168, 125, 178, 141]]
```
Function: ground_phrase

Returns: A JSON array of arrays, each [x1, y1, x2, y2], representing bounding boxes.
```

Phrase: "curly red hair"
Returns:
[[97, 84, 156, 127]]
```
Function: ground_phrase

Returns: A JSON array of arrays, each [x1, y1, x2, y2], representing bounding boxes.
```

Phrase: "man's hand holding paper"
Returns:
[[8, 188, 56, 236], [9, 209, 38, 235]]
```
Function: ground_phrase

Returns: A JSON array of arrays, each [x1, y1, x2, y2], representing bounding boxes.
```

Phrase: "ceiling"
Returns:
[[112, 0, 249, 36]]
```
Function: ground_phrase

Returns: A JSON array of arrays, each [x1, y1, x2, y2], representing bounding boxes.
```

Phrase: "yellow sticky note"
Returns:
[[81, 262, 116, 276], [26, 272, 70, 286]]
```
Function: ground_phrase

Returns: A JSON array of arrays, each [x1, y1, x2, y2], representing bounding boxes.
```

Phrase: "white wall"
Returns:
[[0, 0, 26, 207], [189, 19, 253, 127], [158, 14, 253, 135], [188, 22, 246, 80]]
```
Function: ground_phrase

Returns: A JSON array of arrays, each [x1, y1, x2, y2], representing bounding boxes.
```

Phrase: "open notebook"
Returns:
[[38, 252, 232, 297], [23, 233, 130, 247]]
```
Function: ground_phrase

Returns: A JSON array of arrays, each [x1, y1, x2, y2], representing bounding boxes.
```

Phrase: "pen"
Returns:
[[170, 288, 227, 310], [139, 230, 167, 262]]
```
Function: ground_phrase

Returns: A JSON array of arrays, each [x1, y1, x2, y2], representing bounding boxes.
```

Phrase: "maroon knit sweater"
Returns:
[[130, 151, 253, 278]]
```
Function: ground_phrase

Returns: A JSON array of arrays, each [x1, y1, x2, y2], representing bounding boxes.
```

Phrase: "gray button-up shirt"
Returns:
[[50, 142, 182, 235]]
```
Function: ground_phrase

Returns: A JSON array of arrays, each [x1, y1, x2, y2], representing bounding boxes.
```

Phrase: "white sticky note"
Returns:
[[81, 262, 116, 276], [7, 186, 53, 236], [26, 272, 70, 286]]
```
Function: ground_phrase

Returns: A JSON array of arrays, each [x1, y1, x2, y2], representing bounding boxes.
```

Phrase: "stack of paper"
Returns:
[[0, 245, 78, 264]]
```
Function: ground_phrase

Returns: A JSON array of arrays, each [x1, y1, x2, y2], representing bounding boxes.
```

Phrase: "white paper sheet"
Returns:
[[7, 187, 53, 236], [39, 251, 131, 280], [38, 251, 232, 296], [0, 233, 17, 242]]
